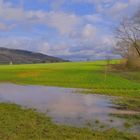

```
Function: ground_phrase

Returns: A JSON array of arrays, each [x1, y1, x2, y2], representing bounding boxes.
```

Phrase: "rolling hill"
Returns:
[[0, 47, 67, 64]]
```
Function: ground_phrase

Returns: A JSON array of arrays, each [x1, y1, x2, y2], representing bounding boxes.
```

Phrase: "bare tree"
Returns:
[[114, 41, 129, 58], [115, 18, 140, 57], [134, 9, 140, 24]]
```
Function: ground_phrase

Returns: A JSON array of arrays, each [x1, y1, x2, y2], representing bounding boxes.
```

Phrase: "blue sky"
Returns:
[[0, 0, 140, 60]]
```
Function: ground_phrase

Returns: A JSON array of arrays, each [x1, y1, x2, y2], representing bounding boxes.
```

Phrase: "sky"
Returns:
[[0, 0, 140, 61]]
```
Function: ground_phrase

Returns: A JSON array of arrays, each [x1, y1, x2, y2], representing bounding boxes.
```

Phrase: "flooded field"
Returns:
[[0, 83, 139, 132]]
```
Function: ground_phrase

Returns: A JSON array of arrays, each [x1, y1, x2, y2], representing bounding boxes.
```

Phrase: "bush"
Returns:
[[126, 58, 140, 70]]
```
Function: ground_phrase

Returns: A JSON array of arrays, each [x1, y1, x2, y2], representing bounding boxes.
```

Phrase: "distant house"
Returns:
[[10, 61, 13, 65]]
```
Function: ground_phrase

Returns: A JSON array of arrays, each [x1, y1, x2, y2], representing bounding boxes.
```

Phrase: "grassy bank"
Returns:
[[0, 103, 139, 140]]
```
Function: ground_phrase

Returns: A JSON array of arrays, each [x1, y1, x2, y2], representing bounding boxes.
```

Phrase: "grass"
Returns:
[[0, 60, 139, 97], [114, 97, 140, 111], [111, 113, 140, 130], [0, 103, 139, 140]]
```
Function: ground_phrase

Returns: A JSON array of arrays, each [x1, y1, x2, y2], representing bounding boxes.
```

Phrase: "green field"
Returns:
[[0, 60, 140, 139], [0, 60, 140, 96]]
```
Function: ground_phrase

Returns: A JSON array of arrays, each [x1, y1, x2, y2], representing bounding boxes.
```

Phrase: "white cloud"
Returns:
[[82, 24, 97, 40], [0, 22, 8, 31], [36, 41, 69, 56], [84, 14, 103, 23], [97, 0, 140, 19], [105, 1, 129, 17], [0, 0, 139, 60], [0, 32, 117, 61], [0, 21, 16, 31], [47, 12, 80, 35], [129, 0, 140, 5], [0, 0, 25, 21], [0, 0, 81, 35], [0, 36, 36, 51]]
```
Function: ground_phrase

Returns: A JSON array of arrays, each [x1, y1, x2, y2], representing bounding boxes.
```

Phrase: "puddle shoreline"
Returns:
[[0, 83, 139, 133]]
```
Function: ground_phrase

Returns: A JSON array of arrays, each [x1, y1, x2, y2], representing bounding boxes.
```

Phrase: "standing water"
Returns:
[[0, 83, 139, 132]]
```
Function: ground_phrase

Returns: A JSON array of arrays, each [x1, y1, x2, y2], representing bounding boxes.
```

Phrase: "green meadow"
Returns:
[[0, 60, 140, 97], [0, 60, 140, 139]]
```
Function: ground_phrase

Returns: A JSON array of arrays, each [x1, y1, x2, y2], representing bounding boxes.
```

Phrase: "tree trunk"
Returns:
[[134, 43, 140, 57]]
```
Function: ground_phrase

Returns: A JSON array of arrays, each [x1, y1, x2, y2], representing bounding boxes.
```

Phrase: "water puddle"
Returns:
[[0, 83, 139, 132]]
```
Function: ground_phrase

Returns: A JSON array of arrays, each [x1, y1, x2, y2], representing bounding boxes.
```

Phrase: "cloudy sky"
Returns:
[[0, 0, 140, 61]]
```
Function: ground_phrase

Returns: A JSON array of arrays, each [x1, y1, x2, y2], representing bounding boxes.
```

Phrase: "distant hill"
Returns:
[[0, 47, 68, 64]]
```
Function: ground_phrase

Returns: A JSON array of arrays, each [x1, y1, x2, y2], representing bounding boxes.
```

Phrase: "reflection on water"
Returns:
[[0, 83, 139, 132]]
